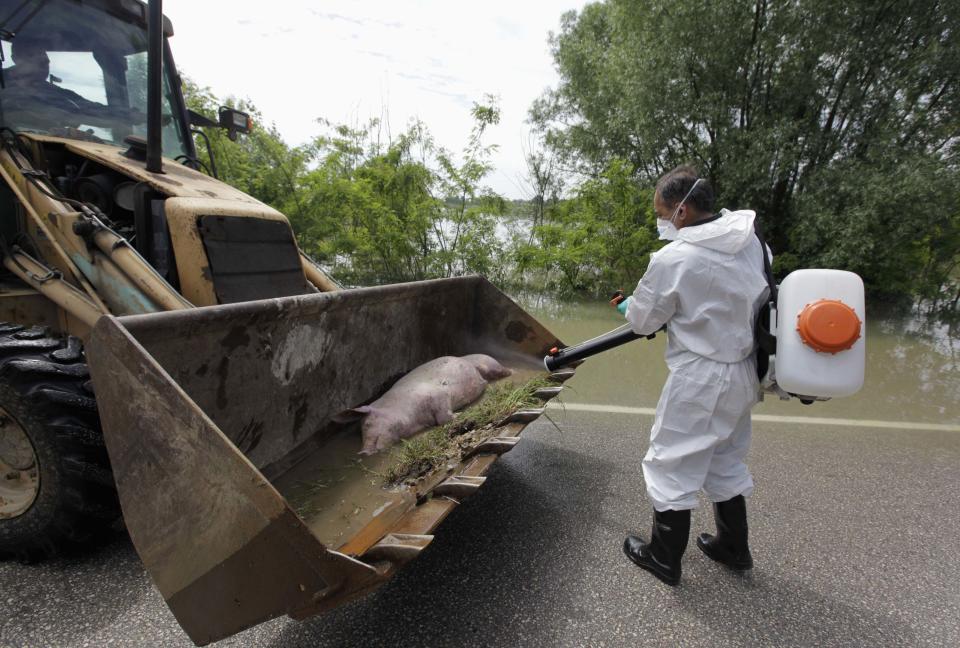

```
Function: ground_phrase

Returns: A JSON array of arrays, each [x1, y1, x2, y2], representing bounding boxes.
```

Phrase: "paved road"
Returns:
[[2, 408, 959, 647]]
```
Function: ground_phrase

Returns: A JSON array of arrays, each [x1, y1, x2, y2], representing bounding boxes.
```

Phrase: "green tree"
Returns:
[[789, 152, 960, 304], [297, 100, 506, 285], [532, 0, 960, 307], [516, 158, 657, 296], [300, 119, 439, 283], [182, 80, 507, 287], [433, 97, 507, 281], [183, 79, 310, 221]]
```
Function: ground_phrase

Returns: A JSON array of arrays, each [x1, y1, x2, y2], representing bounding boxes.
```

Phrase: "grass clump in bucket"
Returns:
[[383, 375, 555, 485]]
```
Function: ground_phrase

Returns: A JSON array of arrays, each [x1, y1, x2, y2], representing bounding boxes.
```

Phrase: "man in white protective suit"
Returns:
[[618, 166, 770, 586]]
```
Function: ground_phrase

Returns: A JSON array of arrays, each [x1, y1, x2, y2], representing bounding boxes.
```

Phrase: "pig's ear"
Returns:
[[331, 405, 373, 424]]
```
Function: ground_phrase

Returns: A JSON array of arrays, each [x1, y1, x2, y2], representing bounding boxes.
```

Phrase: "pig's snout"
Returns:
[[358, 430, 380, 456], [358, 421, 394, 456]]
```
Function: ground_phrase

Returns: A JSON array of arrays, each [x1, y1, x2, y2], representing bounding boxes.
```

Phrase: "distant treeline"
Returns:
[[185, 0, 959, 314]]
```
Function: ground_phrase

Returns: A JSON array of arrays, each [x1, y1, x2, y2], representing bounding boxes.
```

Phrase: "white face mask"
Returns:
[[656, 178, 702, 241], [656, 218, 679, 240]]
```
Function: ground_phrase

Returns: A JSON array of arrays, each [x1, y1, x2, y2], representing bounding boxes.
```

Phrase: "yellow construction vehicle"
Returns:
[[0, 0, 572, 644]]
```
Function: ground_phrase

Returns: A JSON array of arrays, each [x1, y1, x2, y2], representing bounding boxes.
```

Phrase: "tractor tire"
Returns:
[[0, 323, 119, 561]]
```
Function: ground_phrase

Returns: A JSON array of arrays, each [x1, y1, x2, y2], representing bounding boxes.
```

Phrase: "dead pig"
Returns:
[[350, 354, 511, 455]]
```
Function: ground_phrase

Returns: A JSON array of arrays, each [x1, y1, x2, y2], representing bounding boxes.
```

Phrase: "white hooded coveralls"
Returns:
[[625, 209, 770, 511]]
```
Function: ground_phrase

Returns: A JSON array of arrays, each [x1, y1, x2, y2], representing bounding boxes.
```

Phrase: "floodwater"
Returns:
[[523, 299, 960, 426]]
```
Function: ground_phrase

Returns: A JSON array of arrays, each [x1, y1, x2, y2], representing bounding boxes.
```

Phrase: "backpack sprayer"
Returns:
[[543, 268, 866, 403]]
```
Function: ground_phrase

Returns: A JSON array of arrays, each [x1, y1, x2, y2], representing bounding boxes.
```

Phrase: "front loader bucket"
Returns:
[[85, 276, 572, 645]]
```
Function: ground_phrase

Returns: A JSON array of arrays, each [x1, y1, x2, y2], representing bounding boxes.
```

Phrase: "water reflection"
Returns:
[[520, 299, 960, 425]]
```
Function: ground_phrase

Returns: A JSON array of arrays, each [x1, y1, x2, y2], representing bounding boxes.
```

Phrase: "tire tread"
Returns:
[[0, 324, 119, 561]]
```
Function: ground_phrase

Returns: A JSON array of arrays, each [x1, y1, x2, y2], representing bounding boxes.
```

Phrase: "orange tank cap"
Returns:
[[796, 299, 862, 354]]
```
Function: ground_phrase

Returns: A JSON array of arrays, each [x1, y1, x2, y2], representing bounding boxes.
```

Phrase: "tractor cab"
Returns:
[[0, 0, 191, 159]]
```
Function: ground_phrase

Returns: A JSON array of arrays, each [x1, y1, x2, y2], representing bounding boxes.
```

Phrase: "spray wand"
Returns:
[[543, 291, 660, 372]]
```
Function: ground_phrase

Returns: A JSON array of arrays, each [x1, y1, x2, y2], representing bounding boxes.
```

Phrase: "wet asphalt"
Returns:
[[1, 408, 959, 648]]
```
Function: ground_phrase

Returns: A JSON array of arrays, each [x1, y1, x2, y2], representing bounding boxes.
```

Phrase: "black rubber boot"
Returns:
[[623, 508, 691, 586], [696, 495, 753, 571]]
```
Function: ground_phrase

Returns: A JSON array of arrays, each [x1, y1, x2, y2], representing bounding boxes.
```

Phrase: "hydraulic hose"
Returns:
[[543, 324, 658, 372], [3, 248, 103, 329]]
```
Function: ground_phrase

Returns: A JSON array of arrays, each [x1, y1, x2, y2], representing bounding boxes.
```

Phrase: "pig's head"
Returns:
[[351, 405, 403, 456]]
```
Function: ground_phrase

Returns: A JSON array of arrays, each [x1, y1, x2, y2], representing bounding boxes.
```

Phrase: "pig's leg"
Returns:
[[428, 392, 456, 426], [463, 354, 512, 381]]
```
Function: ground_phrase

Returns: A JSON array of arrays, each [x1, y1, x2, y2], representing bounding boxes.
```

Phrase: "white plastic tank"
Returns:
[[774, 269, 865, 398]]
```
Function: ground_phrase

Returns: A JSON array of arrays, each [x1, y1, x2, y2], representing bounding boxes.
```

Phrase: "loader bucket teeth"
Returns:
[[548, 369, 577, 382], [362, 533, 434, 564], [471, 436, 522, 456], [84, 276, 574, 645], [501, 408, 546, 424], [432, 475, 487, 499], [534, 386, 565, 402]]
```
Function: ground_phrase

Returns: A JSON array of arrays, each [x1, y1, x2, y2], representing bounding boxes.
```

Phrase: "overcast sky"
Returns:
[[162, 0, 587, 199]]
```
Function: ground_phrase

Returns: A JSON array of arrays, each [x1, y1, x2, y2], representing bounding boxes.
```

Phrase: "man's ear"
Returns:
[[675, 204, 686, 225]]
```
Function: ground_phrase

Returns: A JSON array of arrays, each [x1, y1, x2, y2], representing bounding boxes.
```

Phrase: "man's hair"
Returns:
[[656, 165, 714, 213], [11, 36, 48, 58]]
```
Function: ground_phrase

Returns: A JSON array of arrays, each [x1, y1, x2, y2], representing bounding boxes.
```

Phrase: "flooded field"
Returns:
[[522, 299, 960, 425]]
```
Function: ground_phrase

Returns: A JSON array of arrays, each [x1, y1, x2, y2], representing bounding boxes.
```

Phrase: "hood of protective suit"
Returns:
[[675, 208, 756, 254]]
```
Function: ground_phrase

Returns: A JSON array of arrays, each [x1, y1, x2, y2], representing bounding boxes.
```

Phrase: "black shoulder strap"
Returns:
[[753, 219, 777, 302], [753, 218, 778, 367]]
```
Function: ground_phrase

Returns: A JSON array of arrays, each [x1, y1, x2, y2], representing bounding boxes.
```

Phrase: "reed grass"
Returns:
[[383, 375, 554, 484]]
